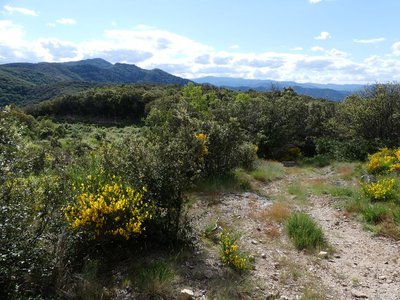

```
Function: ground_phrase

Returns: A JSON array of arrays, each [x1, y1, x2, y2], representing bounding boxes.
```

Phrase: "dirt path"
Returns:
[[191, 165, 400, 300], [308, 195, 400, 300]]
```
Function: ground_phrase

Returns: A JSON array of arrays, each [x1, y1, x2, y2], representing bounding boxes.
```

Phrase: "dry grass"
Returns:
[[335, 166, 354, 177], [265, 224, 281, 239], [251, 202, 291, 224]]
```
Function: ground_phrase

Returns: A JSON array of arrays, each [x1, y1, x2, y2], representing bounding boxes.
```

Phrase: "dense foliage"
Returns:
[[2, 81, 400, 298]]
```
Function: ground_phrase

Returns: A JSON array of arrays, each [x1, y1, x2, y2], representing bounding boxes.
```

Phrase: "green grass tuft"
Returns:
[[362, 204, 389, 224], [288, 183, 308, 202], [135, 262, 175, 299], [250, 160, 284, 182], [194, 169, 251, 192], [286, 212, 326, 251]]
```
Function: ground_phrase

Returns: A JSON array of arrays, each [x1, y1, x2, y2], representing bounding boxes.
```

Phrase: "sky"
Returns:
[[1, 0, 400, 84]]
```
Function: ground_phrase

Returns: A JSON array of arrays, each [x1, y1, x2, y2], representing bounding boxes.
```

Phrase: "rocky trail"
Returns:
[[187, 165, 400, 300]]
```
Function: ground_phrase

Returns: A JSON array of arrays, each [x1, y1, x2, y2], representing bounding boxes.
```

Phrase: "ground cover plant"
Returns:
[[2, 82, 400, 298]]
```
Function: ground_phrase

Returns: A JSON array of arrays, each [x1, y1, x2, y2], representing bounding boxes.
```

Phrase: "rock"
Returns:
[[351, 289, 368, 298], [179, 289, 195, 300], [261, 253, 267, 259], [378, 275, 387, 280], [360, 175, 377, 183], [318, 251, 328, 258], [251, 240, 258, 245]]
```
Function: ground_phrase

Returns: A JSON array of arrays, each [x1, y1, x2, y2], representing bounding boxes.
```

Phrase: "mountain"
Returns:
[[193, 76, 365, 101], [0, 58, 190, 105]]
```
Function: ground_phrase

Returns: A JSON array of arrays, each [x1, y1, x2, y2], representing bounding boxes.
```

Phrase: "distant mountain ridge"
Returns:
[[0, 58, 190, 105], [193, 76, 365, 101]]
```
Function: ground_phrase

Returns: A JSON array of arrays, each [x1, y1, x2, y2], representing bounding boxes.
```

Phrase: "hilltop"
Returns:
[[0, 58, 190, 105]]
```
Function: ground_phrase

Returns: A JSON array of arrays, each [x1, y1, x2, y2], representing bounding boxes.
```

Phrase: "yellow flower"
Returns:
[[65, 175, 155, 240]]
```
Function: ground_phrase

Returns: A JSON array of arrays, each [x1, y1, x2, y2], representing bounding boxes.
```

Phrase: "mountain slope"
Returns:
[[0, 59, 190, 105], [193, 76, 364, 101]]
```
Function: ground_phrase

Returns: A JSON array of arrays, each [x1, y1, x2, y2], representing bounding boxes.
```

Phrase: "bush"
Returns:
[[65, 174, 154, 240], [362, 204, 389, 224], [219, 230, 251, 272], [366, 147, 400, 174], [0, 174, 65, 298], [361, 178, 397, 202], [286, 212, 326, 251]]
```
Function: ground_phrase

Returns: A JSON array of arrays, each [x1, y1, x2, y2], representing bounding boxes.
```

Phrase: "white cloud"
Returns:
[[291, 47, 303, 51], [311, 46, 324, 52], [3, 4, 38, 16], [354, 37, 386, 44], [229, 44, 240, 49], [392, 42, 400, 55], [56, 18, 76, 25], [2, 23, 400, 84], [309, 0, 322, 3], [327, 48, 348, 57], [314, 31, 331, 40], [0, 20, 25, 48]]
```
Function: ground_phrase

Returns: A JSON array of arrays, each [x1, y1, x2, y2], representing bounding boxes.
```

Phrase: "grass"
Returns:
[[250, 160, 285, 182], [135, 262, 175, 299], [362, 204, 389, 224], [297, 155, 332, 168], [287, 183, 308, 202], [310, 183, 355, 199], [332, 161, 363, 181], [194, 168, 251, 193], [207, 271, 263, 300], [301, 288, 326, 300], [277, 257, 302, 283], [263, 202, 291, 223], [344, 190, 400, 240], [286, 212, 326, 252]]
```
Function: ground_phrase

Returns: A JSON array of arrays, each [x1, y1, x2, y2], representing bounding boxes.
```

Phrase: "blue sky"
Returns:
[[1, 0, 400, 83]]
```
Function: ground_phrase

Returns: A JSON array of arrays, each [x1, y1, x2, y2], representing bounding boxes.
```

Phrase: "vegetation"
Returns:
[[286, 212, 327, 251], [342, 146, 400, 239], [219, 230, 251, 272], [2, 78, 400, 298]]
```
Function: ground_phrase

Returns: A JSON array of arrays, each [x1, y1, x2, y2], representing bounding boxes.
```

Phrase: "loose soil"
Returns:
[[184, 165, 400, 300]]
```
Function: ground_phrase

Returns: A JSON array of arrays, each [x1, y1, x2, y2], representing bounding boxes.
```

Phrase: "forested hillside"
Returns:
[[0, 59, 190, 106]]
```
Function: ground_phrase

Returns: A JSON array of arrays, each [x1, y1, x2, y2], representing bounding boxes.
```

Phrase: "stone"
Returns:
[[318, 251, 329, 258], [179, 289, 195, 300], [261, 253, 267, 259], [351, 289, 368, 298], [378, 275, 387, 280], [360, 174, 377, 183], [251, 240, 258, 245]]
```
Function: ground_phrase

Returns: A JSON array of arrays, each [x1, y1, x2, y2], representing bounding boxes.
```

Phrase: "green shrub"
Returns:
[[136, 262, 175, 298], [286, 212, 326, 251], [362, 204, 389, 224], [219, 230, 251, 272], [393, 209, 400, 224]]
